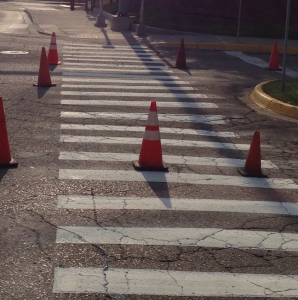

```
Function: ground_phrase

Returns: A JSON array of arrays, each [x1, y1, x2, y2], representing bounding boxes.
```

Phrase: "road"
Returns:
[[1, 0, 298, 299]]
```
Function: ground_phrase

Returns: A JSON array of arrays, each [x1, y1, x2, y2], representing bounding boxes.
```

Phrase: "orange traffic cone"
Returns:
[[48, 32, 61, 65], [0, 96, 18, 168], [33, 47, 56, 87], [267, 41, 281, 70], [175, 38, 187, 69], [238, 131, 267, 177], [133, 101, 168, 172]]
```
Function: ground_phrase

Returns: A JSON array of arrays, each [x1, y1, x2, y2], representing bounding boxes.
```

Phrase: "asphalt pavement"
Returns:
[[1, 1, 298, 299]]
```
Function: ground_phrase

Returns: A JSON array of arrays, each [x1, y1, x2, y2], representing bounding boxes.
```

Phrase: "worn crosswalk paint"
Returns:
[[57, 195, 298, 215], [60, 136, 252, 150], [63, 51, 155, 57], [63, 62, 169, 69], [62, 77, 189, 84], [53, 268, 298, 296], [61, 84, 195, 91], [60, 124, 237, 137], [62, 52, 156, 62], [64, 57, 164, 64], [61, 100, 217, 108], [58, 151, 277, 168], [63, 72, 180, 79], [60, 112, 224, 124], [59, 135, 248, 148], [62, 67, 174, 73], [63, 46, 154, 52], [61, 91, 207, 98], [59, 169, 298, 189], [55, 42, 298, 299], [56, 226, 298, 251], [63, 43, 148, 49]]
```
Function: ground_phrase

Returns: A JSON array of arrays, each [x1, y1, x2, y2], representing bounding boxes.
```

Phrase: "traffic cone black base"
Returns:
[[0, 159, 18, 169], [237, 168, 267, 178], [132, 160, 169, 172]]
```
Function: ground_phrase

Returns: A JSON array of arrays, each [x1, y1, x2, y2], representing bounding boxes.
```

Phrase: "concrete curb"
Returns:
[[150, 42, 298, 54], [24, 8, 52, 35], [250, 81, 298, 118]]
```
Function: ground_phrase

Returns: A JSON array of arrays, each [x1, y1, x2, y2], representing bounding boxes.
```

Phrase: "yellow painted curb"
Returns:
[[150, 42, 298, 54], [250, 81, 298, 118]]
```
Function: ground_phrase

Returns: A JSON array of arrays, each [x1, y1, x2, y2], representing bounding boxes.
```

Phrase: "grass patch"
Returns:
[[262, 79, 298, 106]]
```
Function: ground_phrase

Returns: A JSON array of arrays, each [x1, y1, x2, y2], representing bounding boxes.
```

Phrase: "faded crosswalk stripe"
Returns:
[[59, 169, 298, 189], [57, 195, 298, 215], [53, 268, 298, 296], [60, 124, 238, 137]]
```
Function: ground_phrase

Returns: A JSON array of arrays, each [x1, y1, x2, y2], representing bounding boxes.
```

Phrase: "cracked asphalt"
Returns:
[[1, 0, 298, 299]]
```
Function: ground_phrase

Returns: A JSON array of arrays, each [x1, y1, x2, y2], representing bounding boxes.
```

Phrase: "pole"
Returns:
[[100, 0, 103, 14], [140, 0, 144, 24], [236, 0, 242, 43], [281, 0, 291, 92]]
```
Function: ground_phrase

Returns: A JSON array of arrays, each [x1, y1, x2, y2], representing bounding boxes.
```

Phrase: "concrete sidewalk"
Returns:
[[28, 1, 298, 53]]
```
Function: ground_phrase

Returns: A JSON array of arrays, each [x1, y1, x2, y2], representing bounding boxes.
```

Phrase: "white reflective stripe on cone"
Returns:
[[147, 112, 159, 126], [143, 130, 160, 141], [50, 45, 57, 50]]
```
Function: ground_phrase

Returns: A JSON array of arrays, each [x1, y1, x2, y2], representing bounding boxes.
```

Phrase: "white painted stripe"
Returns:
[[57, 195, 297, 215], [62, 51, 158, 61], [63, 46, 153, 52], [63, 50, 154, 56], [63, 43, 147, 49], [53, 267, 298, 296], [64, 57, 163, 64], [63, 62, 168, 69], [58, 152, 277, 169], [224, 51, 268, 68], [63, 72, 179, 79], [60, 136, 247, 148], [60, 100, 218, 109], [56, 226, 298, 251], [49, 45, 57, 50], [59, 170, 298, 189], [60, 112, 225, 124], [61, 84, 195, 91], [62, 77, 189, 84], [225, 51, 298, 78], [61, 91, 207, 98], [63, 67, 174, 73], [63, 54, 156, 59], [60, 124, 238, 138]]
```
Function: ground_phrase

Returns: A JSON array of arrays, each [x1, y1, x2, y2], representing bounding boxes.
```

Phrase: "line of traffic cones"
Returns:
[[34, 32, 60, 87], [132, 104, 266, 178], [0, 97, 18, 168]]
